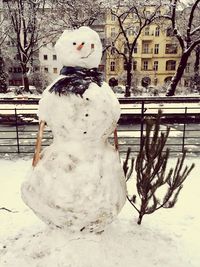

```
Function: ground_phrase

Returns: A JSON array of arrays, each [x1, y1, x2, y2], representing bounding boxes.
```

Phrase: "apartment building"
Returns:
[[105, 6, 191, 88], [1, 1, 194, 89]]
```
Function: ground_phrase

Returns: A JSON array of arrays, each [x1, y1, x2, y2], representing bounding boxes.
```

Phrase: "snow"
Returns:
[[55, 27, 102, 69], [0, 157, 200, 267]]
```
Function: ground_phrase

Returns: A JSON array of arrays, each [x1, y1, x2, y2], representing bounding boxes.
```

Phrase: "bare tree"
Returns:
[[165, 0, 200, 96], [0, 15, 8, 47], [107, 0, 163, 96], [193, 44, 200, 90], [48, 0, 105, 29], [4, 0, 58, 92]]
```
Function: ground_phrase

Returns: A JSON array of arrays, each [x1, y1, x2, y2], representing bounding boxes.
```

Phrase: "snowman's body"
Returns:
[[21, 27, 126, 233]]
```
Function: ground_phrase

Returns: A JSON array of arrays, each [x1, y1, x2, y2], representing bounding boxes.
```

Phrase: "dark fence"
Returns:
[[0, 97, 200, 156]]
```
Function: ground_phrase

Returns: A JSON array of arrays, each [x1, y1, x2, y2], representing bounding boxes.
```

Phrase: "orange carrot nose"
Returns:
[[77, 43, 84, 51]]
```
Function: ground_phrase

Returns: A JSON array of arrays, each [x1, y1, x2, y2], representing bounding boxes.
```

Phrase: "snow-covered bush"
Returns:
[[28, 71, 50, 94]]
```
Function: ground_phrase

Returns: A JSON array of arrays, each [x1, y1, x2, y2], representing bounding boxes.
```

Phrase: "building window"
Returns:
[[110, 61, 115, 71], [14, 54, 20, 60], [144, 26, 150, 36], [166, 60, 176, 71], [143, 60, 148, 70], [101, 38, 105, 46], [143, 43, 149, 53], [111, 46, 116, 55], [124, 61, 127, 70], [184, 80, 190, 87], [111, 14, 116, 21], [43, 55, 48, 60], [128, 28, 134, 36], [133, 61, 137, 71], [155, 27, 160, 37], [53, 55, 57, 60], [133, 43, 138, 54], [133, 13, 138, 20], [154, 44, 159, 54], [124, 44, 128, 54], [134, 26, 139, 35], [165, 44, 177, 54], [185, 63, 190, 73], [153, 61, 158, 71], [166, 27, 173, 37], [111, 27, 116, 38], [53, 68, 58, 74], [44, 67, 49, 72], [156, 10, 161, 16], [146, 11, 151, 17], [98, 65, 104, 71]]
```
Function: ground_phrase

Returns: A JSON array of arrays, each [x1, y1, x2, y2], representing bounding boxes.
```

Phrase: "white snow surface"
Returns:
[[0, 157, 199, 267]]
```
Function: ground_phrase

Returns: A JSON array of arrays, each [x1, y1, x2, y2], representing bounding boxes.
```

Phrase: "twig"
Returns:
[[0, 207, 18, 213]]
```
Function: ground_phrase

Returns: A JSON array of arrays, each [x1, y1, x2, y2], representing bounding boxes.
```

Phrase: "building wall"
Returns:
[[39, 42, 62, 82]]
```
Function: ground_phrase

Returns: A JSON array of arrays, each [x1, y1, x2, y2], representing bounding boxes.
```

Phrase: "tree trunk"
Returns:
[[166, 52, 191, 96], [137, 213, 143, 225], [22, 65, 30, 93], [194, 45, 200, 74], [193, 45, 200, 90], [125, 60, 132, 97], [23, 74, 30, 93]]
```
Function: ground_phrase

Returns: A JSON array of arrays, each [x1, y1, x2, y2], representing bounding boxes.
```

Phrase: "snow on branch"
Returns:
[[188, 0, 200, 33], [191, 25, 200, 36]]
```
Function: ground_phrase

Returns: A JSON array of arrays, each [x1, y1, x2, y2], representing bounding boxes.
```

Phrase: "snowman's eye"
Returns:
[[73, 42, 76, 45]]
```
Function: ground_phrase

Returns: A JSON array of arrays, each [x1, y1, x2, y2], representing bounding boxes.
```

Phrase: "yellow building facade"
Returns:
[[105, 7, 187, 89]]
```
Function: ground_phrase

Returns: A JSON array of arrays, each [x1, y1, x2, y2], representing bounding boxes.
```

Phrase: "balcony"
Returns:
[[141, 33, 154, 41], [141, 49, 153, 58]]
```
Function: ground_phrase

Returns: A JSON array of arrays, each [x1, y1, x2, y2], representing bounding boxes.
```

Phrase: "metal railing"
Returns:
[[0, 97, 200, 156]]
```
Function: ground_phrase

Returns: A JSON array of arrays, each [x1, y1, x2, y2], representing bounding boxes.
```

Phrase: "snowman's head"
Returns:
[[55, 26, 102, 69]]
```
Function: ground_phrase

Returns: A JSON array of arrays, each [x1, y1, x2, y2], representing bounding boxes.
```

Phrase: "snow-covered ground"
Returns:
[[0, 156, 199, 267]]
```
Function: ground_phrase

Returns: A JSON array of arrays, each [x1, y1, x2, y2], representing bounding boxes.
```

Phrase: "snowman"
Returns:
[[21, 26, 126, 233]]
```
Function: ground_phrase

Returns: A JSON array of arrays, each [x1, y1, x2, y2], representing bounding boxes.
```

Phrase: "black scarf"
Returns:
[[49, 66, 103, 97]]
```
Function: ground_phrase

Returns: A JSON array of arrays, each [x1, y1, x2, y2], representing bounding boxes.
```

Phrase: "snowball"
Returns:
[[55, 26, 102, 69]]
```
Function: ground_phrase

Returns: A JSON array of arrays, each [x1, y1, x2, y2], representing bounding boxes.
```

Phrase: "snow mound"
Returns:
[[0, 220, 189, 267]]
